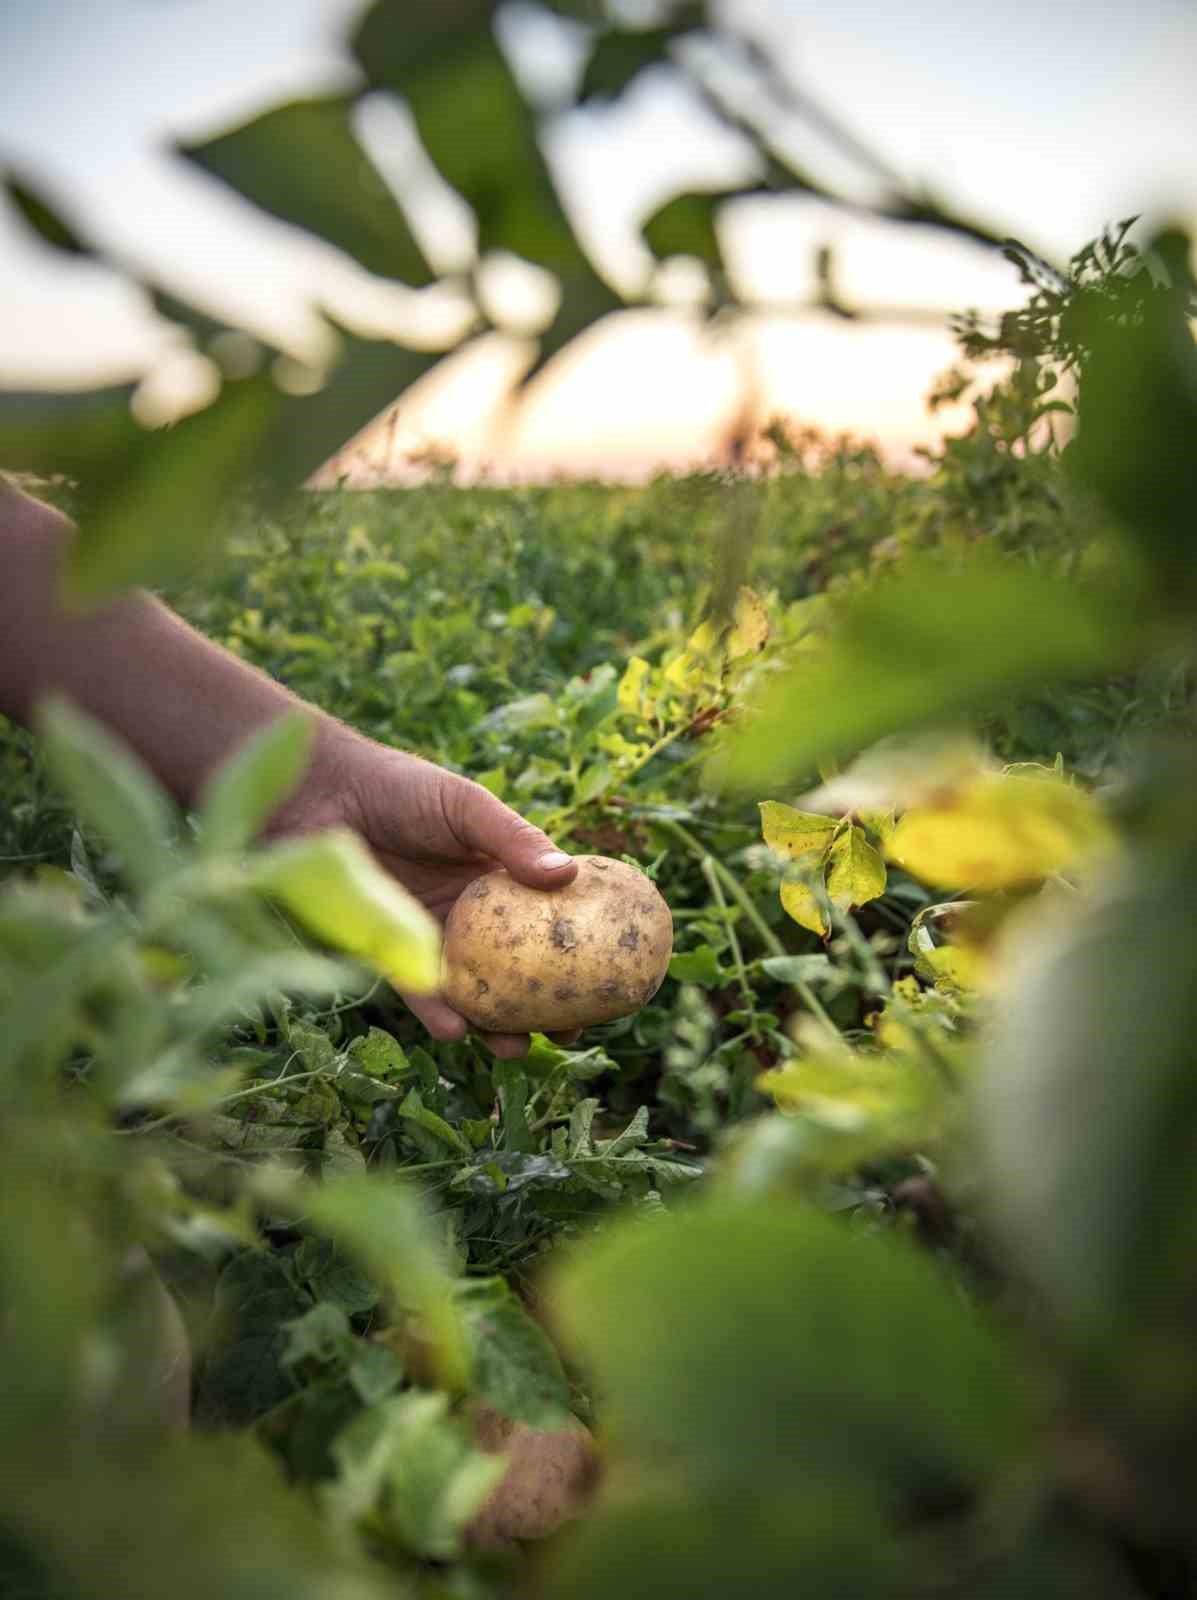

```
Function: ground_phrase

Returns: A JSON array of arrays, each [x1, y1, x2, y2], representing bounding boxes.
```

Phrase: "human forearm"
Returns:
[[0, 482, 354, 807]]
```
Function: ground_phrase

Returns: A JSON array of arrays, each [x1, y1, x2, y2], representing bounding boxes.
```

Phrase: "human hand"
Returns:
[[269, 722, 580, 1058]]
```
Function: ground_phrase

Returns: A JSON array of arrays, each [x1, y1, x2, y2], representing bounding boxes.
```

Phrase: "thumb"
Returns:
[[454, 780, 578, 889]]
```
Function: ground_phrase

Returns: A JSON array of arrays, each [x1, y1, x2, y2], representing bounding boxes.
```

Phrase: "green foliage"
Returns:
[[183, 97, 434, 286], [2, 217, 1197, 1596]]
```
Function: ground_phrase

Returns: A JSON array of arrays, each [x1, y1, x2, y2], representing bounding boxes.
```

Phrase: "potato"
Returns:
[[443, 854, 673, 1033], [464, 1403, 598, 1549]]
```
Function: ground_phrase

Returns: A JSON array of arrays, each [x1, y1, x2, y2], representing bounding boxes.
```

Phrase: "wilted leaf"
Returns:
[[617, 655, 653, 716], [759, 801, 838, 860], [727, 586, 770, 657], [780, 876, 829, 939], [825, 825, 887, 911]]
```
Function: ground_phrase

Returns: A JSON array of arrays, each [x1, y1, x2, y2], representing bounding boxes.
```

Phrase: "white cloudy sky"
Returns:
[[1, 0, 1195, 474]]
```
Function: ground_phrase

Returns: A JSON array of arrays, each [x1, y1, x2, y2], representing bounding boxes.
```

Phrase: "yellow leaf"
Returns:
[[780, 877, 829, 938], [908, 902, 988, 992], [597, 731, 647, 762], [686, 619, 721, 656], [757, 1046, 927, 1125], [759, 800, 838, 859], [888, 773, 1112, 891], [663, 650, 697, 689], [251, 828, 441, 992], [727, 586, 769, 657], [825, 825, 887, 911], [617, 655, 652, 716], [857, 808, 896, 849]]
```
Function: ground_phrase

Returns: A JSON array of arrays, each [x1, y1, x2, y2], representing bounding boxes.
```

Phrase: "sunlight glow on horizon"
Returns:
[[2, 0, 1195, 479]]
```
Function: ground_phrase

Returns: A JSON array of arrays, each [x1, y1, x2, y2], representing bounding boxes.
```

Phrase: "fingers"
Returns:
[[399, 990, 537, 1059], [446, 778, 579, 890], [401, 985, 584, 1058], [400, 991, 468, 1043]]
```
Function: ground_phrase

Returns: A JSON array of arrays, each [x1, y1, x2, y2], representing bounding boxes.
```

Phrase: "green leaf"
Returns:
[[642, 191, 724, 266], [979, 847, 1197, 1358], [1067, 226, 1197, 608], [400, 33, 573, 269], [398, 1087, 474, 1156], [197, 710, 316, 857], [542, 1489, 908, 1600], [825, 824, 887, 911], [63, 373, 280, 603], [569, 1096, 600, 1158], [458, 1281, 572, 1426], [667, 944, 724, 986], [347, 1026, 411, 1079], [0, 384, 142, 483], [5, 176, 88, 254], [549, 1201, 1028, 1497], [281, 1302, 354, 1375], [37, 698, 177, 893], [599, 1103, 650, 1157], [760, 954, 835, 985], [581, 27, 687, 101], [264, 329, 442, 494], [493, 1060, 532, 1153], [353, 0, 498, 90], [348, 1342, 405, 1406], [183, 96, 434, 285], [325, 1392, 504, 1560], [292, 1235, 381, 1316], [1, 1433, 396, 1600], [250, 827, 440, 992], [265, 1170, 469, 1392], [719, 561, 1142, 791], [198, 1251, 311, 1424]]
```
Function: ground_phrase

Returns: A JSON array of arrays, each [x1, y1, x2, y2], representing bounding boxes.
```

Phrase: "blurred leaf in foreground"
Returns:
[[717, 562, 1142, 792], [250, 828, 440, 993], [549, 1201, 1027, 1493], [545, 1200, 1028, 1597], [888, 769, 1114, 891], [183, 97, 434, 286], [1068, 226, 1197, 608]]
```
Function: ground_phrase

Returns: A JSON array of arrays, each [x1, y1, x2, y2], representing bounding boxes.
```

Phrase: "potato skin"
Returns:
[[443, 855, 673, 1033], [463, 1403, 598, 1548]]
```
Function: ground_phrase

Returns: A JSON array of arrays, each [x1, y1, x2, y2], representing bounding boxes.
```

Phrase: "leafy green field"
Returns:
[[3, 227, 1197, 1597]]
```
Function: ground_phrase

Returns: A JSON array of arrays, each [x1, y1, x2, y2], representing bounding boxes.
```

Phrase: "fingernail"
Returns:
[[537, 849, 573, 871]]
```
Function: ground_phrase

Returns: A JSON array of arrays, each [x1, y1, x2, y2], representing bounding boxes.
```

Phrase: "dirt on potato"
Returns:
[[442, 855, 673, 1033]]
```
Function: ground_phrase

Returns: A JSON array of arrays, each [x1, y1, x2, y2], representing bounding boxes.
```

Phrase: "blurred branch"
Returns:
[[683, 26, 1062, 272]]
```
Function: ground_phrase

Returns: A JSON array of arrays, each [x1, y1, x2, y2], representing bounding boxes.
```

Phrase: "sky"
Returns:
[[2, 0, 1195, 478]]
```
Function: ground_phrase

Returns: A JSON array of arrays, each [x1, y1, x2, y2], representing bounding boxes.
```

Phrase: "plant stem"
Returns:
[[655, 816, 841, 1044], [701, 855, 753, 1016]]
